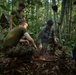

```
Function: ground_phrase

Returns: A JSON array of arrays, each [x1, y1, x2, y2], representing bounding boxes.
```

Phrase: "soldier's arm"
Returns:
[[19, 39, 29, 45], [10, 15, 13, 30], [24, 32, 37, 49], [10, 11, 16, 30]]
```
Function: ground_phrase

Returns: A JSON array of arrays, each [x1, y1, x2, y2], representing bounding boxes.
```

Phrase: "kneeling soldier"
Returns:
[[3, 26, 37, 57]]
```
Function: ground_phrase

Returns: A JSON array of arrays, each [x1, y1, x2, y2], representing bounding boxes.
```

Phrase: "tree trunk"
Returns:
[[59, 0, 67, 25], [52, 0, 57, 27], [69, 0, 72, 39], [58, 0, 67, 41]]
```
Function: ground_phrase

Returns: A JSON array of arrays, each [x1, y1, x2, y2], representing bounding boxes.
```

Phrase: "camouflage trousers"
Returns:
[[5, 43, 34, 58], [42, 43, 53, 50], [40, 43, 50, 55], [40, 42, 55, 55]]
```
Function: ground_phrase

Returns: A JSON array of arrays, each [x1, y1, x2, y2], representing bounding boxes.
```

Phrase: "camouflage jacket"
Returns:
[[38, 26, 55, 44], [11, 10, 24, 26]]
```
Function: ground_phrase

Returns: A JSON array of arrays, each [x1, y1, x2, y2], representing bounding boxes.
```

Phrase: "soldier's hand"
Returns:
[[38, 44, 43, 50], [32, 44, 37, 49], [25, 40, 30, 45], [54, 37, 58, 44]]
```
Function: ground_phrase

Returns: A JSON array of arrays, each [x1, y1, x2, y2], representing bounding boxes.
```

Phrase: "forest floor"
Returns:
[[0, 44, 76, 75]]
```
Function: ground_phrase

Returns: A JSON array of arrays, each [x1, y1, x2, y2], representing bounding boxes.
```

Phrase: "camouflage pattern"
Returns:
[[11, 10, 24, 26], [4, 26, 26, 48], [38, 26, 55, 48], [5, 43, 35, 58], [38, 26, 55, 43]]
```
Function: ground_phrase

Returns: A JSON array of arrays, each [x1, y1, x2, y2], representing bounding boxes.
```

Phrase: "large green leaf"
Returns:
[[0, 5, 11, 11]]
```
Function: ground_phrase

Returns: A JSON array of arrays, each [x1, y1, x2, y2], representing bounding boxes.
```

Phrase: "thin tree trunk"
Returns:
[[59, 0, 67, 41], [59, 0, 67, 25], [44, 0, 48, 22], [12, 0, 13, 11], [65, 0, 69, 40], [69, 0, 72, 39], [52, 0, 57, 27], [49, 0, 52, 19]]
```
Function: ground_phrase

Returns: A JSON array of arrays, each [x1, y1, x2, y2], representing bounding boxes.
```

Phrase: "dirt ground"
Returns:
[[0, 44, 76, 75]]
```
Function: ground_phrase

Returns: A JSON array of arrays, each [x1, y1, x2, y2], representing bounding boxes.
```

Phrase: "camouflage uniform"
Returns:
[[38, 25, 55, 50], [11, 10, 24, 26]]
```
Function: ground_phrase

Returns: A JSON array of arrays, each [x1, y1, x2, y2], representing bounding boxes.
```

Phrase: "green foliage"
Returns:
[[0, 28, 9, 49], [63, 36, 76, 48], [0, 52, 4, 57], [0, 5, 11, 11], [27, 22, 40, 41], [0, 0, 76, 49], [72, 7, 76, 23], [0, 34, 5, 41]]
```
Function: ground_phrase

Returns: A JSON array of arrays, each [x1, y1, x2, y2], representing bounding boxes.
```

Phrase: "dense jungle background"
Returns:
[[0, 0, 76, 75]]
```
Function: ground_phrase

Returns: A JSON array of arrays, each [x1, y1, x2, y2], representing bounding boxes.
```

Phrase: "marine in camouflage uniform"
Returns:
[[3, 26, 37, 57], [38, 20, 57, 54], [10, 3, 26, 30]]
